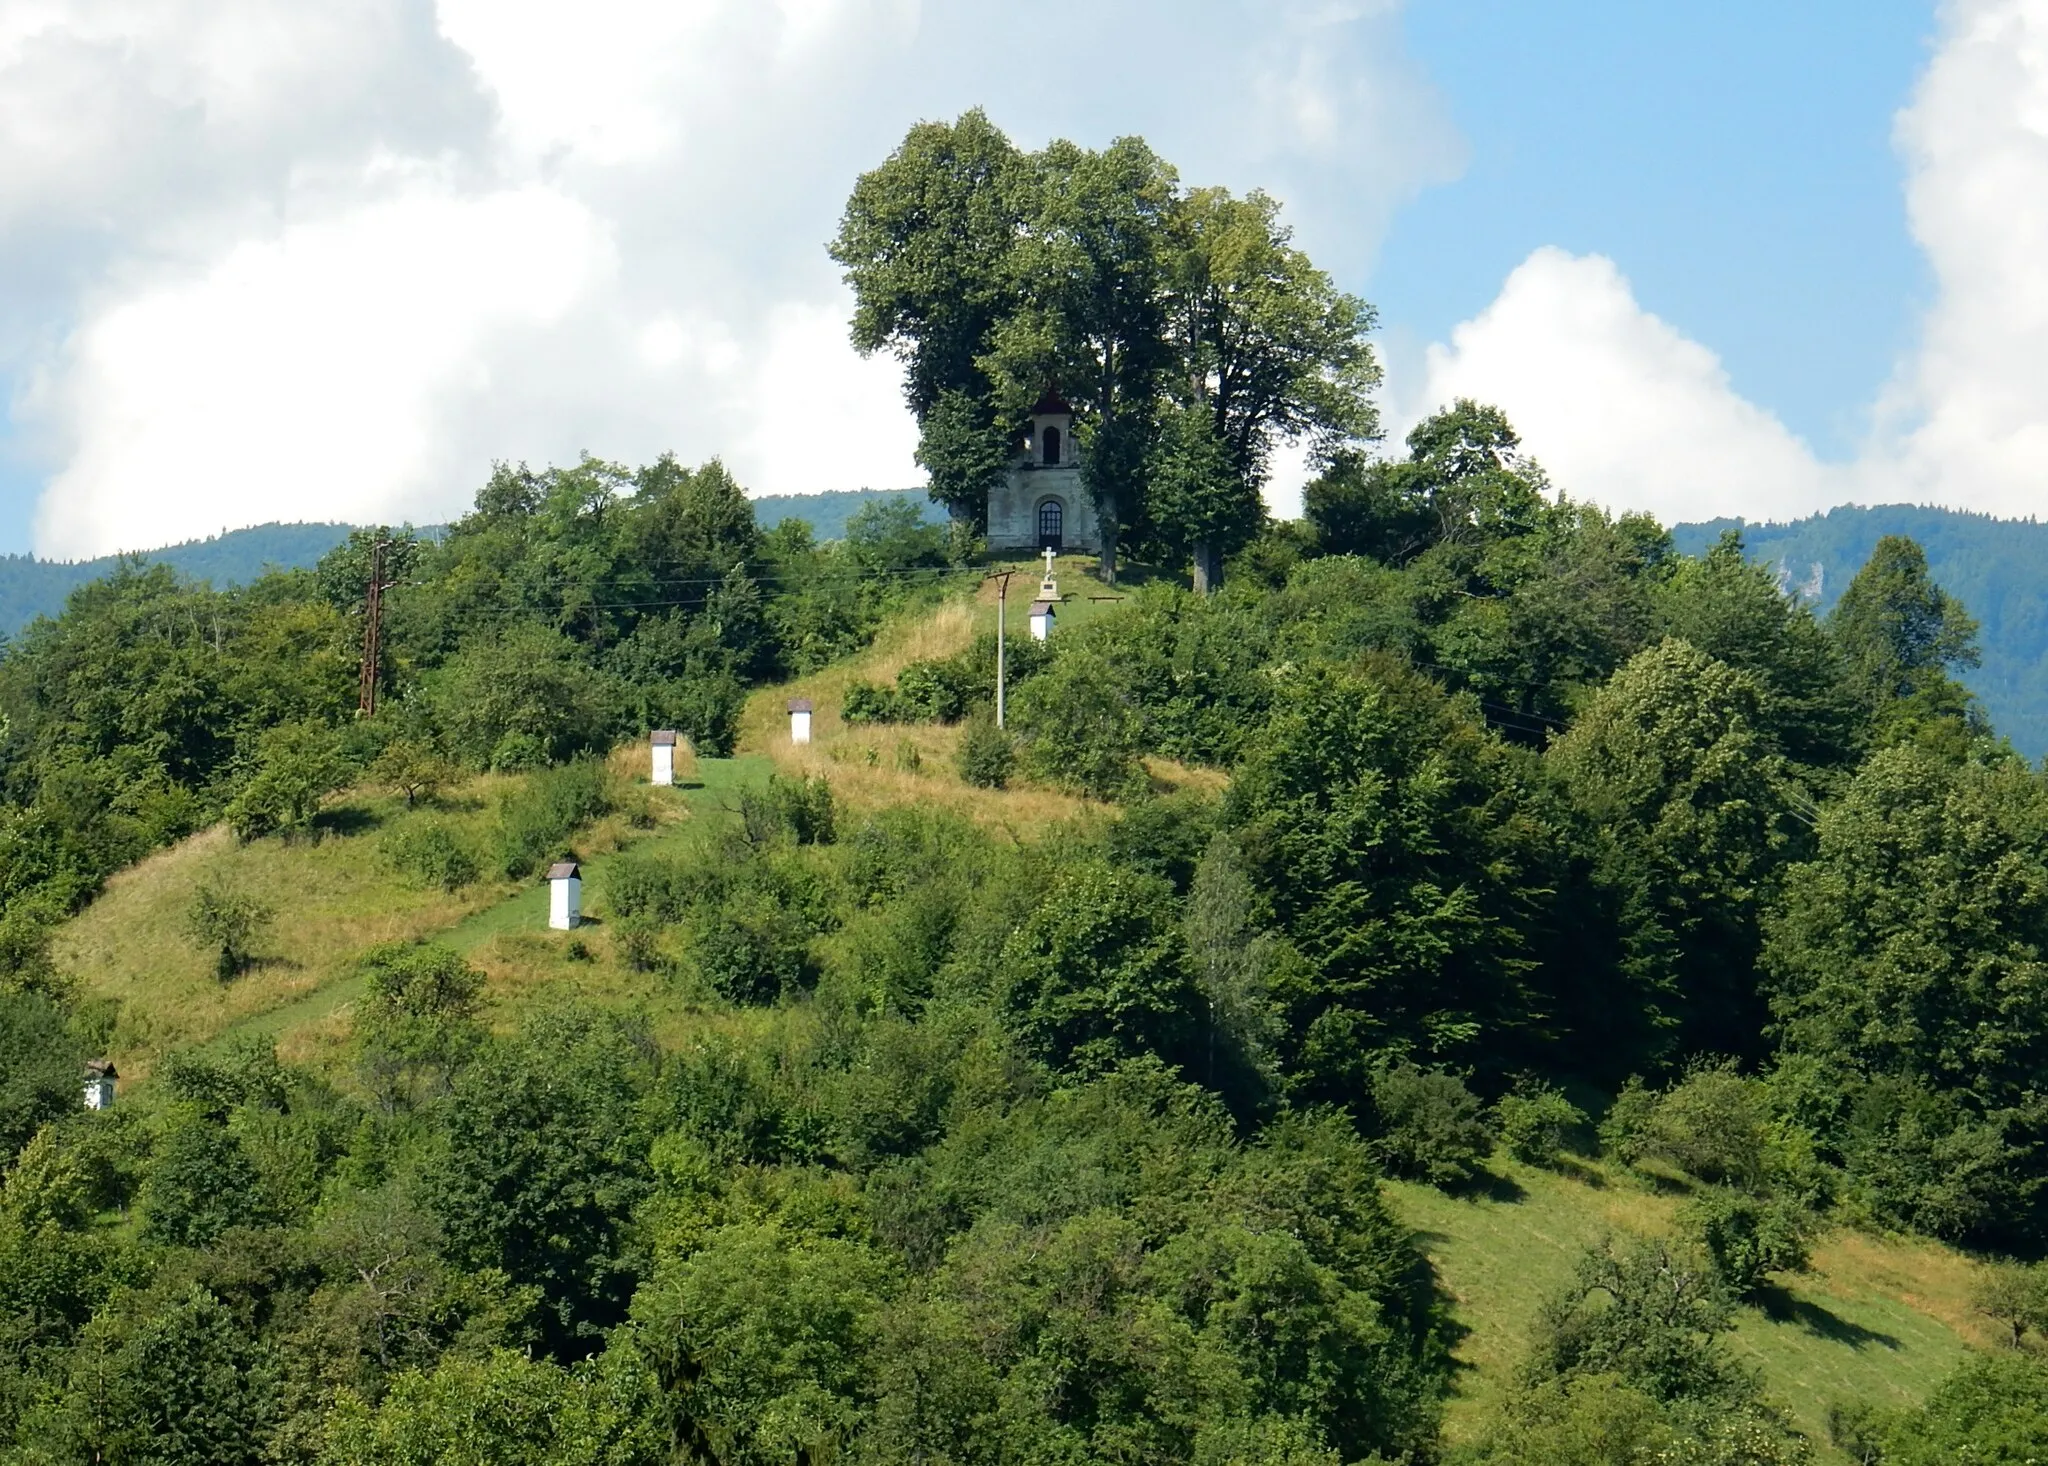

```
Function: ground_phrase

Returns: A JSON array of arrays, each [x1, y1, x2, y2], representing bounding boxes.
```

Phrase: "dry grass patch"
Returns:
[[609, 733, 699, 789], [55, 804, 510, 1081], [736, 596, 981, 754], [776, 726, 1099, 834], [466, 929, 667, 1028], [1144, 758, 1230, 798]]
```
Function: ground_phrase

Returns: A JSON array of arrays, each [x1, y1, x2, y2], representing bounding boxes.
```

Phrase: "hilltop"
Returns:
[[6, 423, 2046, 1460], [45, 585, 2000, 1462]]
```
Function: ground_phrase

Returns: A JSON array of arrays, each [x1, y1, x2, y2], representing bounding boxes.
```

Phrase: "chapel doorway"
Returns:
[[1036, 499, 1065, 550]]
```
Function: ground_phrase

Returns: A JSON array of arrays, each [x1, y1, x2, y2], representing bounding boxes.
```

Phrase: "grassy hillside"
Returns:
[[57, 576, 1105, 1080], [43, 582, 1993, 1459], [1390, 1160, 1990, 1459]]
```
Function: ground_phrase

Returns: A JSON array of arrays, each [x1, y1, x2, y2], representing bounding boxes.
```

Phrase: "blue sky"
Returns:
[[5, 0, 2037, 559], [1381, 1, 1934, 461]]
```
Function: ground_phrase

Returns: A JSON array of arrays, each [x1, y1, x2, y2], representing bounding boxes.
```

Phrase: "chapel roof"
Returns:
[[546, 861, 581, 881], [1029, 386, 1073, 417]]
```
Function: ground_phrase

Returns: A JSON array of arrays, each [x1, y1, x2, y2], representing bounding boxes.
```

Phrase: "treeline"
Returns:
[[0, 457, 959, 987]]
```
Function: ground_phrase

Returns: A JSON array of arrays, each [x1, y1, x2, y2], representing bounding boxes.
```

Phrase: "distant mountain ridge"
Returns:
[[5, 497, 2041, 756], [1671, 504, 2048, 758], [0, 522, 358, 637]]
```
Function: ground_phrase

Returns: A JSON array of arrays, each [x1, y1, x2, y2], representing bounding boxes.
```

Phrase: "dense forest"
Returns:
[[1674, 505, 2048, 759], [5, 114, 2048, 1465], [0, 525, 358, 637]]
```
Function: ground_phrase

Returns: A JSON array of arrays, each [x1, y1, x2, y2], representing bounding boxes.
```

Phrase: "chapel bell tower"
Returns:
[[1024, 386, 1074, 471], [1022, 386, 1076, 550], [985, 384, 1101, 553]]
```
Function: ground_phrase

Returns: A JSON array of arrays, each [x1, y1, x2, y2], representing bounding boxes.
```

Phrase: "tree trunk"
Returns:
[[1096, 496, 1118, 586], [1192, 541, 1221, 595]]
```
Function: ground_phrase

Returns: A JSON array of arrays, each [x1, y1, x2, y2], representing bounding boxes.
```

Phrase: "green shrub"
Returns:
[[1369, 1065, 1496, 1188], [1848, 1352, 2048, 1464], [431, 624, 624, 770], [1526, 1237, 1748, 1406], [1010, 649, 1146, 801], [0, 989, 81, 1163], [372, 738, 458, 806], [1973, 1262, 2048, 1349], [1650, 1065, 1769, 1188], [604, 851, 691, 926], [1682, 1189, 1810, 1299], [740, 775, 836, 847], [382, 820, 481, 891], [693, 895, 814, 1004], [663, 671, 747, 758], [143, 1115, 267, 1246], [226, 721, 351, 842], [1598, 1077, 1660, 1164], [184, 881, 275, 981], [1496, 1084, 1588, 1167], [955, 713, 1015, 789], [496, 760, 614, 879], [1602, 1066, 1768, 1189], [842, 680, 900, 725], [846, 634, 1046, 730]]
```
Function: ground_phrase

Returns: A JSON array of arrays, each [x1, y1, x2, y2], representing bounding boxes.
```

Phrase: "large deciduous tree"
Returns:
[[1828, 534, 1981, 747], [830, 110, 1029, 526], [1765, 742, 2048, 1241], [1224, 661, 1554, 1095], [1550, 639, 1793, 1061], [834, 115, 1380, 587]]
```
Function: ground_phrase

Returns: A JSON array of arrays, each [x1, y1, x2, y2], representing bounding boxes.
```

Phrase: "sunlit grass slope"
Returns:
[[736, 563, 1213, 829], [1389, 1159, 1995, 1458]]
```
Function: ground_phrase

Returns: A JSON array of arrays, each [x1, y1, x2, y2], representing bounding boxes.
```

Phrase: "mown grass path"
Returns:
[[215, 755, 777, 1049]]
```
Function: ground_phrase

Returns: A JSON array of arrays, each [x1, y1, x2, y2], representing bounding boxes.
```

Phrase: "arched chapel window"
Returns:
[[1037, 499, 1064, 546], [1042, 426, 1061, 466]]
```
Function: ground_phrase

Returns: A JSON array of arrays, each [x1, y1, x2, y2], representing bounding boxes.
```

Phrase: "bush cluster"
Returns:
[[381, 820, 482, 892], [496, 759, 614, 879]]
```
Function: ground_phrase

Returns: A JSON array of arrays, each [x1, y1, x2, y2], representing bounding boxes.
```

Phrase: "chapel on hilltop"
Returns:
[[985, 388, 1104, 554]]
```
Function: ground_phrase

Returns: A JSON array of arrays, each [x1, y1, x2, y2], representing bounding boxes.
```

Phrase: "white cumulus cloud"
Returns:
[[33, 178, 613, 555], [1884, 0, 2048, 516], [1407, 249, 1850, 526], [4, 0, 1460, 557], [1406, 0, 2048, 530]]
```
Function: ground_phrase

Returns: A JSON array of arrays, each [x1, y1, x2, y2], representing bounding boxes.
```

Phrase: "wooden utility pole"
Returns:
[[991, 569, 1014, 728], [357, 537, 389, 717]]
